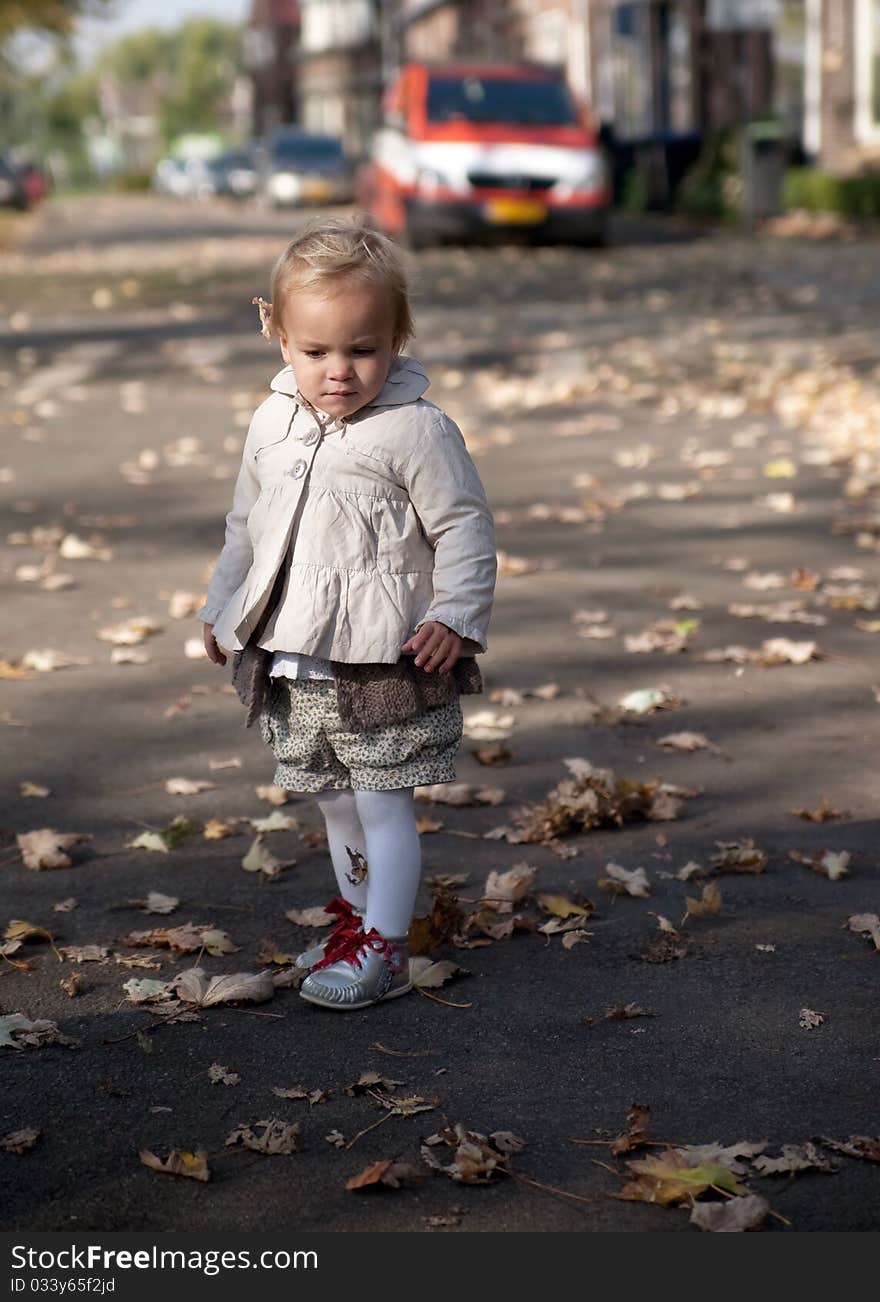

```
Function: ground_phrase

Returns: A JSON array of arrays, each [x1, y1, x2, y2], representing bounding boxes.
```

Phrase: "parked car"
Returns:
[[259, 129, 354, 207], [0, 155, 29, 209], [358, 61, 610, 247], [207, 147, 258, 200]]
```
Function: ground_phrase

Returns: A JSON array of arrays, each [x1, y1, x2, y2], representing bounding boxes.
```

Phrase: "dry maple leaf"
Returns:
[[690, 1194, 770, 1232], [164, 777, 216, 795], [97, 617, 161, 646], [598, 863, 651, 898], [711, 840, 767, 874], [820, 1135, 880, 1164], [798, 1008, 824, 1029], [618, 1148, 746, 1205], [255, 784, 289, 806], [142, 892, 179, 914], [58, 944, 108, 964], [415, 782, 505, 807], [17, 829, 90, 870], [1, 1127, 41, 1154], [409, 957, 468, 989], [610, 1103, 653, 1155], [250, 810, 299, 833], [656, 732, 716, 754], [202, 817, 240, 840], [208, 1064, 240, 1086], [174, 968, 275, 1007], [788, 849, 850, 880], [683, 881, 722, 921], [271, 1086, 329, 1104], [257, 940, 298, 966], [421, 1122, 524, 1184], [472, 740, 512, 766], [847, 913, 880, 950], [535, 893, 593, 919], [484, 863, 536, 909], [285, 906, 333, 929], [408, 883, 466, 956], [241, 834, 291, 879], [226, 1119, 300, 1154], [20, 781, 49, 798], [139, 1149, 210, 1181], [126, 831, 169, 854], [0, 1015, 78, 1050], [752, 1143, 836, 1175], [345, 1159, 422, 1191], [791, 798, 847, 823]]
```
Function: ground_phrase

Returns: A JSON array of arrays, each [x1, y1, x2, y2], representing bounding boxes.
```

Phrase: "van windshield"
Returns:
[[426, 75, 578, 126]]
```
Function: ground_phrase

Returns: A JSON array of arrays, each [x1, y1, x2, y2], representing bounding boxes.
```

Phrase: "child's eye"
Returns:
[[303, 350, 324, 359], [353, 348, 375, 356]]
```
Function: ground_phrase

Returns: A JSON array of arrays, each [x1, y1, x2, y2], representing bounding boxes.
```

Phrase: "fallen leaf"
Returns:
[[225, 1119, 299, 1154], [472, 741, 512, 766], [21, 649, 92, 672], [139, 1149, 210, 1181], [611, 1103, 653, 1155], [409, 957, 468, 989], [684, 882, 722, 919], [791, 798, 847, 822], [711, 840, 767, 874], [657, 731, 718, 754], [619, 686, 683, 714], [271, 1086, 329, 1104], [20, 782, 49, 798], [126, 831, 170, 854], [284, 906, 333, 929], [17, 829, 90, 870], [753, 1142, 836, 1174], [98, 617, 161, 646], [0, 1014, 78, 1050], [53, 898, 77, 912], [241, 834, 291, 879], [788, 849, 850, 880], [59, 972, 81, 998], [690, 1194, 770, 1232], [164, 777, 216, 795], [58, 944, 108, 963], [484, 863, 536, 908], [203, 817, 241, 840], [1, 1127, 41, 1154], [618, 1148, 746, 1204], [847, 912, 880, 950], [820, 1135, 880, 1164], [535, 893, 593, 919], [122, 978, 171, 1004], [798, 1008, 824, 1029], [415, 782, 505, 807], [174, 967, 274, 1007], [345, 1159, 423, 1190], [255, 784, 289, 806], [249, 809, 299, 833], [598, 863, 650, 898], [208, 1064, 240, 1086], [421, 1123, 523, 1183], [142, 892, 179, 914]]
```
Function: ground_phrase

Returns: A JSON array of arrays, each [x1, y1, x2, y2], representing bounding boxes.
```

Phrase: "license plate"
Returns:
[[485, 198, 546, 225], [302, 179, 332, 200]]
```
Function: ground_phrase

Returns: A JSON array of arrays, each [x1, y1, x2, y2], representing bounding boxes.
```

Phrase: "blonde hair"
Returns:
[[254, 216, 414, 352]]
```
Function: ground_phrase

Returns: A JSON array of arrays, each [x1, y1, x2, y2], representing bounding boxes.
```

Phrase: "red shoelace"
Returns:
[[318, 896, 363, 966], [311, 924, 399, 973]]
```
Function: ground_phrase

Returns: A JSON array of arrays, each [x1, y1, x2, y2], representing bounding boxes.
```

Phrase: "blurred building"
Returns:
[[245, 0, 301, 135], [296, 0, 383, 151]]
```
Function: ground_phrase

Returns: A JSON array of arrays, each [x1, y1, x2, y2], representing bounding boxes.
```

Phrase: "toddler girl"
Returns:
[[198, 217, 496, 1011]]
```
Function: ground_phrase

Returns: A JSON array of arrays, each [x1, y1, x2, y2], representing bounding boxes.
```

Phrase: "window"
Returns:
[[425, 76, 579, 127]]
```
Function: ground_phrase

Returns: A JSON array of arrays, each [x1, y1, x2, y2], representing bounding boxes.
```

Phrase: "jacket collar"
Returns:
[[268, 354, 430, 413]]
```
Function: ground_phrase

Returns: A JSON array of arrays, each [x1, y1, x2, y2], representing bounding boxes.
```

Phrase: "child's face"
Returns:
[[278, 278, 398, 420]]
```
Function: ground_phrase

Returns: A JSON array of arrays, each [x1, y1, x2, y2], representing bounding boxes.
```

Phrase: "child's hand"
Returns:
[[202, 622, 227, 666], [401, 621, 463, 674]]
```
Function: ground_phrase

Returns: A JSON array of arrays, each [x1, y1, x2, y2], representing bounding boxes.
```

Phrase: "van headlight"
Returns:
[[557, 152, 608, 195], [417, 167, 454, 196]]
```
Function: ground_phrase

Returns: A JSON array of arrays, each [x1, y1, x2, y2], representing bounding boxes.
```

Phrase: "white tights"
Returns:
[[314, 788, 421, 939]]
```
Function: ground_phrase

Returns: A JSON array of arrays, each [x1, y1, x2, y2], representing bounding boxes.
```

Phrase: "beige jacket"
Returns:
[[197, 355, 497, 661]]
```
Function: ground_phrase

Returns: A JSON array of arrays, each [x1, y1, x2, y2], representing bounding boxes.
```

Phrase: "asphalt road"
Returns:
[[1, 196, 878, 1234]]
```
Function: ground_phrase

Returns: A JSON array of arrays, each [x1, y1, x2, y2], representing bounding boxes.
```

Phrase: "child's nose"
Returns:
[[328, 355, 354, 379]]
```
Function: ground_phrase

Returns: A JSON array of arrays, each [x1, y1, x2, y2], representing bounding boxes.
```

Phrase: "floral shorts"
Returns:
[[258, 676, 463, 793]]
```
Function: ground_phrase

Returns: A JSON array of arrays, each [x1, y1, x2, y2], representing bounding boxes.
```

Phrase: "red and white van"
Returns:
[[359, 61, 610, 247]]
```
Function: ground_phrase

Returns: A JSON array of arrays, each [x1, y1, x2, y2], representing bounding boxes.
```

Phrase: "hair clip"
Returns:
[[252, 295, 273, 341]]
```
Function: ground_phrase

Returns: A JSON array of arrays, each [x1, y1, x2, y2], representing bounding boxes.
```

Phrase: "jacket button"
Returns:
[[290, 459, 307, 479], [303, 429, 320, 446]]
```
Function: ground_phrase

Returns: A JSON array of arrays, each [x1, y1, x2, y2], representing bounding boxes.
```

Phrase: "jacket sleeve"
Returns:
[[403, 412, 497, 653], [195, 417, 261, 625]]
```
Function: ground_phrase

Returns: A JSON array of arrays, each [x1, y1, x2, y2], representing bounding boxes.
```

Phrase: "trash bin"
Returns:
[[742, 120, 786, 224]]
